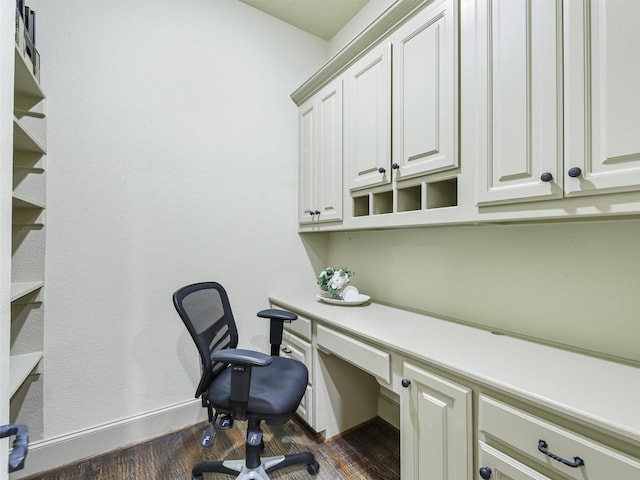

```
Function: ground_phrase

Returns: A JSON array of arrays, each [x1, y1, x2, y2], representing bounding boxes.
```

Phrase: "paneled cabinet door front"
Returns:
[[316, 80, 343, 223], [298, 98, 317, 224], [297, 80, 343, 224], [344, 42, 391, 191], [475, 0, 563, 205], [564, 0, 640, 196], [400, 362, 471, 480], [392, 0, 458, 181]]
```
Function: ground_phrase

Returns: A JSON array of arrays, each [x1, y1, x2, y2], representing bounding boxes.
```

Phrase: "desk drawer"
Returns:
[[316, 324, 390, 383], [283, 314, 312, 341], [478, 395, 640, 479], [281, 331, 312, 379]]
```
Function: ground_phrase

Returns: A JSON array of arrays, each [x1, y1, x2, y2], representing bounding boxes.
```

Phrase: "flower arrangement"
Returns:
[[317, 267, 353, 299]]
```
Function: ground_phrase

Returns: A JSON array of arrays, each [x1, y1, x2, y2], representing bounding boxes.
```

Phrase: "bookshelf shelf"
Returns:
[[9, 352, 43, 398], [10, 281, 44, 302], [12, 191, 45, 209], [13, 116, 46, 154], [14, 45, 43, 99]]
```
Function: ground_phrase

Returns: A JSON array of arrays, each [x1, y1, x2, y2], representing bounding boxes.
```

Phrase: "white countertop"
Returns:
[[269, 292, 640, 446]]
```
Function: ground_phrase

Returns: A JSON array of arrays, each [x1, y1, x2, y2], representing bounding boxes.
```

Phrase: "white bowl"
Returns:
[[341, 286, 360, 301]]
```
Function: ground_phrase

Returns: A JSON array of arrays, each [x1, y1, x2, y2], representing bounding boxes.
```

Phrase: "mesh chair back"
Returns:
[[173, 282, 239, 398]]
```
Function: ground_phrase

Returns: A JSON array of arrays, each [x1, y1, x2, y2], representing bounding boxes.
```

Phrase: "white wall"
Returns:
[[29, 0, 327, 442]]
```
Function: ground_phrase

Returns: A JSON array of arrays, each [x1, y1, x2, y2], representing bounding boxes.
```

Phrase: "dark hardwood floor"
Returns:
[[23, 417, 399, 479]]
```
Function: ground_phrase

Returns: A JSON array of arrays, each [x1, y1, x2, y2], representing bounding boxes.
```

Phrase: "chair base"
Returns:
[[192, 452, 319, 480]]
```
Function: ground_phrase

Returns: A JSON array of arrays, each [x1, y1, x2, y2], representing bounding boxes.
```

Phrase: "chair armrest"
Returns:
[[257, 309, 298, 322], [0, 424, 29, 473], [258, 309, 298, 356], [212, 349, 272, 421], [212, 348, 272, 367]]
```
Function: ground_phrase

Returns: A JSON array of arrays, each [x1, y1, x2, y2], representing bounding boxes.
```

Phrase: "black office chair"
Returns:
[[173, 282, 320, 480]]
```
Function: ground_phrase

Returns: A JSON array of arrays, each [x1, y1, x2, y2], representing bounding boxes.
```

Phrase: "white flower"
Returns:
[[329, 273, 347, 290]]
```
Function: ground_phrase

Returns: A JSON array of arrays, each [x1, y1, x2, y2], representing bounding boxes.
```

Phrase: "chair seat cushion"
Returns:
[[207, 356, 308, 424]]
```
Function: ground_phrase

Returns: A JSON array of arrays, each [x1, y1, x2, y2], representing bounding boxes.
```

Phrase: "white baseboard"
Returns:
[[10, 399, 205, 479]]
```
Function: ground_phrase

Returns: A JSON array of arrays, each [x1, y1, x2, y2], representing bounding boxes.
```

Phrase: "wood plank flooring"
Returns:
[[22, 417, 399, 479]]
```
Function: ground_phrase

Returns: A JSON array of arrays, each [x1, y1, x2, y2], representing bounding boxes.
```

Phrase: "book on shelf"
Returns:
[[33, 50, 40, 82], [23, 6, 35, 58], [28, 8, 36, 46], [14, 2, 40, 81], [15, 9, 27, 56]]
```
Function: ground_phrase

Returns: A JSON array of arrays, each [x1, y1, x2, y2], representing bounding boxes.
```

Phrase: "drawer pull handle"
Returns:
[[537, 440, 585, 468], [281, 347, 292, 354]]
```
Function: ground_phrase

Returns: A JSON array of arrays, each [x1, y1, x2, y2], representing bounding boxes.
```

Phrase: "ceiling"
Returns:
[[238, 0, 369, 40]]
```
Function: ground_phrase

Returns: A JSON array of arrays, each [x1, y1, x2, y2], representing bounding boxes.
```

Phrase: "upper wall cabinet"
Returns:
[[474, 0, 563, 205], [344, 42, 391, 192], [298, 78, 343, 224], [293, 0, 640, 229], [475, 0, 640, 206], [392, 0, 458, 181], [564, 0, 640, 197]]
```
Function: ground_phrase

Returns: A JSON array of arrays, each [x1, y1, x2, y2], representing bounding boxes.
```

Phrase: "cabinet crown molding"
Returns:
[[290, 0, 429, 106]]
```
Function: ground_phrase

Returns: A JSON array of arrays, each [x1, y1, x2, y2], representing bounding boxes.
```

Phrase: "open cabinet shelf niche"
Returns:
[[353, 177, 459, 218]]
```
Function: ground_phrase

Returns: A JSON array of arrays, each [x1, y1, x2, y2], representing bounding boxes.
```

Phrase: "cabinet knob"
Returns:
[[479, 467, 492, 479], [568, 167, 582, 178], [314, 210, 321, 215], [281, 346, 292, 354], [392, 163, 400, 170], [378, 167, 386, 174], [401, 378, 411, 388], [540, 172, 553, 182], [310, 211, 316, 216]]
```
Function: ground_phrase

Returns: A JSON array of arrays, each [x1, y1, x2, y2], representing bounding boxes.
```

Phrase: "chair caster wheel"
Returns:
[[307, 461, 320, 475], [192, 476, 203, 480]]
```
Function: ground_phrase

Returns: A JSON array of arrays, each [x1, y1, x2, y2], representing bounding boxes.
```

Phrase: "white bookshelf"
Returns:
[[8, 6, 47, 441]]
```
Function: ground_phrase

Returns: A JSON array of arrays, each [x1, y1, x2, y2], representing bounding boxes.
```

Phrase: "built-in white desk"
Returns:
[[269, 292, 640, 480]]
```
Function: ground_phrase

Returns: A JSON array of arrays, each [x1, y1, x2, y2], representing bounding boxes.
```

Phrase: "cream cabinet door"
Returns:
[[344, 42, 391, 191], [392, 0, 458, 181], [475, 0, 563, 205], [564, 0, 640, 196], [400, 362, 471, 480], [297, 79, 343, 224], [298, 97, 317, 224]]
